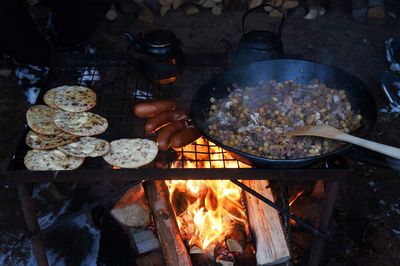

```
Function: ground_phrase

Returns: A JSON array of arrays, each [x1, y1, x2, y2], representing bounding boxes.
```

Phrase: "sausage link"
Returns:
[[156, 121, 188, 151], [144, 110, 188, 134], [133, 99, 176, 118], [170, 126, 202, 149]]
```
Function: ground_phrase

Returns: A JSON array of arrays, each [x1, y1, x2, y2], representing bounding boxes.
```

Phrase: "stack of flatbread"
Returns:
[[24, 85, 158, 170], [24, 86, 110, 170]]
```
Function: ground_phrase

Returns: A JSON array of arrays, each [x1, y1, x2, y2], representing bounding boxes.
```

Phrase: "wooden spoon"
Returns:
[[289, 125, 400, 160]]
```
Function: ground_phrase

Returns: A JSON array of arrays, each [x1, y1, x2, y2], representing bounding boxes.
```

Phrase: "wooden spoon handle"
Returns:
[[335, 133, 400, 160]]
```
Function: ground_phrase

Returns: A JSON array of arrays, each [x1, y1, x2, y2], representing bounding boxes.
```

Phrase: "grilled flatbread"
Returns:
[[24, 149, 84, 171], [58, 137, 110, 157], [43, 86, 66, 109], [26, 105, 63, 135], [54, 111, 108, 136], [103, 139, 158, 168], [54, 86, 96, 112], [25, 130, 79, 150]]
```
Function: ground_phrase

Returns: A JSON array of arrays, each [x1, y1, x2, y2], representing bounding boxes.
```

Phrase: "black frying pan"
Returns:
[[190, 59, 378, 168]]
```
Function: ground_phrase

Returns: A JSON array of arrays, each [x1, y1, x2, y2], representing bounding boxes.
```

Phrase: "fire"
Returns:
[[289, 191, 304, 207], [166, 137, 250, 254]]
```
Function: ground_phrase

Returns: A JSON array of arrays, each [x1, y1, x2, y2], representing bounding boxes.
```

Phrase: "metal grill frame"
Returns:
[[5, 53, 348, 266], [6, 53, 350, 183]]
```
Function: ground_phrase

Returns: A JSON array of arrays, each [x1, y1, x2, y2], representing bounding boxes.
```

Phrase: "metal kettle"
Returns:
[[125, 29, 184, 84], [221, 4, 285, 67]]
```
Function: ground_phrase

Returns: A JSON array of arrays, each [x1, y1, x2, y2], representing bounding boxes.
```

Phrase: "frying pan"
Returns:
[[190, 59, 378, 168]]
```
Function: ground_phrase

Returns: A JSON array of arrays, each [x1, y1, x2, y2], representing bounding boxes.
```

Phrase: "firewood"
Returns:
[[138, 7, 155, 24], [144, 181, 192, 266], [225, 223, 247, 253], [172, 0, 184, 9], [110, 184, 150, 227], [131, 228, 161, 254], [135, 251, 166, 266], [215, 242, 235, 266], [213, 0, 223, 3], [202, 0, 216, 8], [159, 0, 173, 6], [269, 9, 284, 18], [160, 5, 171, 16], [367, 6, 386, 19], [211, 4, 223, 15], [134, 0, 145, 7], [282, 0, 298, 9], [192, 0, 206, 5], [182, 4, 200, 15], [248, 0, 262, 9], [0, 69, 12, 77], [264, 0, 282, 11], [243, 180, 290, 265]]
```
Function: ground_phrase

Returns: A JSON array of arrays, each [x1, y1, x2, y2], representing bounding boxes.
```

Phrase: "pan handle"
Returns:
[[345, 147, 400, 172]]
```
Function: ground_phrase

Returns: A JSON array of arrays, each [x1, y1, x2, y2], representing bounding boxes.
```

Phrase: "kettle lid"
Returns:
[[144, 29, 177, 48]]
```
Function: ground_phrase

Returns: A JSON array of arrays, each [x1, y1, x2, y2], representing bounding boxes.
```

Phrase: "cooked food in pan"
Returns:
[[206, 79, 363, 159]]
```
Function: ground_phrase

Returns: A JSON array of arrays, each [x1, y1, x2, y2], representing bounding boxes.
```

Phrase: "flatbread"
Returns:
[[24, 149, 84, 171], [54, 111, 108, 136], [58, 137, 110, 157], [43, 86, 66, 109], [54, 86, 96, 112], [26, 105, 63, 135], [25, 130, 79, 150], [103, 139, 158, 168]]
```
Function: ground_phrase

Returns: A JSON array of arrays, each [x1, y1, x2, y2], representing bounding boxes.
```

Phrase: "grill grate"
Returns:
[[7, 54, 254, 176]]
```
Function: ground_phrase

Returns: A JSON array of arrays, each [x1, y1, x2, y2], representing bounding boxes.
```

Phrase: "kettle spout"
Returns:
[[124, 32, 141, 50]]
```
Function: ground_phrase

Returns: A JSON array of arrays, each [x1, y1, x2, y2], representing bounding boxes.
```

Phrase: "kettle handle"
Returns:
[[242, 4, 285, 36]]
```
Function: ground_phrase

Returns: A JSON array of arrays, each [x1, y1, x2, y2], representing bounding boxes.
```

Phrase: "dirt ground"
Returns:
[[1, 0, 400, 265]]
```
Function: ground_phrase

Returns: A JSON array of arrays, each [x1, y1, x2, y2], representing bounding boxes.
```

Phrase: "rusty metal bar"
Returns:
[[16, 183, 49, 266], [7, 168, 351, 183], [308, 178, 343, 266]]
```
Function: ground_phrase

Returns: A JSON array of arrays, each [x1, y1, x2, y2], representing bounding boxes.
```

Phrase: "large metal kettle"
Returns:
[[125, 29, 184, 84], [221, 4, 285, 67]]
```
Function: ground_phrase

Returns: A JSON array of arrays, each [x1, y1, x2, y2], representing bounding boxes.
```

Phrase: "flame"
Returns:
[[289, 191, 304, 207], [166, 137, 250, 252]]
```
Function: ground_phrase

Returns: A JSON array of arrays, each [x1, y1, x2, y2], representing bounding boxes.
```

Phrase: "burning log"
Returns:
[[225, 223, 247, 253], [144, 181, 192, 266], [243, 180, 290, 265]]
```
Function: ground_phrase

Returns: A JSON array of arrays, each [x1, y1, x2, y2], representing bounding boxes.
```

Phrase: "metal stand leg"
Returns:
[[16, 183, 49, 266], [308, 179, 342, 266]]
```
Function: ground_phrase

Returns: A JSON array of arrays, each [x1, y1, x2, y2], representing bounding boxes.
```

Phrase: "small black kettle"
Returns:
[[221, 4, 285, 67], [125, 29, 184, 84]]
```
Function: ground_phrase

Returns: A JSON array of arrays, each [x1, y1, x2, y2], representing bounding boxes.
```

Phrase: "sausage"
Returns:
[[170, 126, 202, 149], [133, 99, 176, 118], [156, 120, 188, 151], [144, 110, 188, 134]]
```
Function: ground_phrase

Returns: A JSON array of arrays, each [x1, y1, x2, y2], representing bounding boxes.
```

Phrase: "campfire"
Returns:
[[166, 138, 251, 262], [155, 138, 289, 265]]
